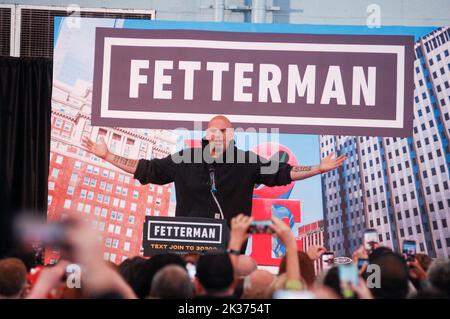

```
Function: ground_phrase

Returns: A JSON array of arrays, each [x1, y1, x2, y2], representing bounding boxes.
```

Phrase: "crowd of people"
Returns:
[[0, 213, 449, 299]]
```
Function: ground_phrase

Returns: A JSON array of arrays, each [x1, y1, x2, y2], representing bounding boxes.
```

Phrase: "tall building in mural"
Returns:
[[47, 80, 177, 264], [320, 27, 450, 258]]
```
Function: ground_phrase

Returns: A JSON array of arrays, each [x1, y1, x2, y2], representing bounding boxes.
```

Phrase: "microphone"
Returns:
[[208, 165, 217, 193]]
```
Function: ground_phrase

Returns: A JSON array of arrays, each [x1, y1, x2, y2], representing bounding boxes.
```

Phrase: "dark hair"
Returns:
[[196, 252, 234, 293], [410, 287, 449, 299], [370, 252, 409, 299], [233, 277, 244, 299], [368, 246, 393, 264], [323, 266, 345, 298], [133, 253, 186, 299], [427, 259, 450, 296], [278, 251, 316, 287], [118, 256, 146, 290]]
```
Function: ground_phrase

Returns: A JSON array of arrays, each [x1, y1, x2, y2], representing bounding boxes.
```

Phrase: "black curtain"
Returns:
[[0, 57, 52, 258]]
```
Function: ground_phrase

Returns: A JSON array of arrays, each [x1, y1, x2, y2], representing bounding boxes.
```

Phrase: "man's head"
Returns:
[[370, 252, 409, 299], [235, 255, 257, 278], [242, 269, 275, 299], [195, 252, 234, 296], [427, 259, 450, 296], [133, 253, 186, 299], [0, 258, 28, 299], [206, 115, 234, 154], [150, 265, 193, 299], [118, 256, 146, 291]]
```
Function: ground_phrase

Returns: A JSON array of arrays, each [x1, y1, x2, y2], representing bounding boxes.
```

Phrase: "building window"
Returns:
[[126, 228, 133, 237], [436, 239, 442, 249], [66, 186, 75, 195], [51, 168, 59, 178], [64, 199, 72, 209]]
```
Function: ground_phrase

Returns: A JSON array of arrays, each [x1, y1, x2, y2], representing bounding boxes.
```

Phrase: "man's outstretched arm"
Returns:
[[82, 137, 138, 174], [290, 152, 347, 181]]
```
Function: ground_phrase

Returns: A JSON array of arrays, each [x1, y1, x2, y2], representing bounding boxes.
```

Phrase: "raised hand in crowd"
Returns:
[[228, 214, 253, 269], [349, 277, 373, 300], [408, 257, 428, 282], [269, 216, 302, 287], [64, 218, 137, 299], [27, 260, 70, 299], [307, 245, 327, 261], [352, 245, 369, 275]]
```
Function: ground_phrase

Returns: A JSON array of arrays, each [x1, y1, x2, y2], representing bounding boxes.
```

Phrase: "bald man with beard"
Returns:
[[83, 115, 346, 226]]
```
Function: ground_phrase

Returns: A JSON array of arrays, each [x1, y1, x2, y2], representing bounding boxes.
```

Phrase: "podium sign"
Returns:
[[142, 216, 228, 256]]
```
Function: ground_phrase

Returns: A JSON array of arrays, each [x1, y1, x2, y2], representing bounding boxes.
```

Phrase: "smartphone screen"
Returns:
[[186, 262, 196, 280], [357, 258, 369, 269], [338, 264, 359, 298], [364, 229, 379, 252], [402, 240, 416, 261], [247, 220, 273, 234], [321, 252, 335, 270]]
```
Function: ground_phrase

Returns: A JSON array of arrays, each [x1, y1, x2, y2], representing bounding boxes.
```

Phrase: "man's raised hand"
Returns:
[[82, 137, 109, 159]]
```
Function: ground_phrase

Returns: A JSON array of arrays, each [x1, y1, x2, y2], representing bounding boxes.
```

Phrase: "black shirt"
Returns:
[[133, 141, 293, 225]]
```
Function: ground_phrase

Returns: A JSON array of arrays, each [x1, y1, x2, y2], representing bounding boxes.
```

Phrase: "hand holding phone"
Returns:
[[321, 252, 335, 270], [402, 240, 416, 262], [186, 262, 196, 280], [247, 220, 274, 234], [357, 258, 369, 270], [363, 229, 379, 253]]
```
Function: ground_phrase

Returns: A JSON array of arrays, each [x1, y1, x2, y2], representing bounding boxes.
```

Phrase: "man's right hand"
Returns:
[[82, 137, 109, 159]]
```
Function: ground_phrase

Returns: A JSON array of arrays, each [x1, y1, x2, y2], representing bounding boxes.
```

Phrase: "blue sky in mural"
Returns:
[[53, 16, 436, 226]]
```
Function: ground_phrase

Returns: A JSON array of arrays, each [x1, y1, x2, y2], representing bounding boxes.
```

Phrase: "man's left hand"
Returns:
[[319, 152, 347, 173]]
